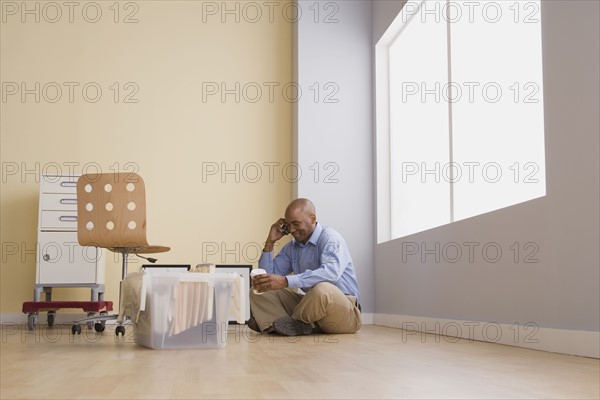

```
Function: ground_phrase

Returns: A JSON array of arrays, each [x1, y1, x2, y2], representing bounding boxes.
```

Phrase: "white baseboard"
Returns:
[[373, 313, 600, 358], [360, 312, 373, 324]]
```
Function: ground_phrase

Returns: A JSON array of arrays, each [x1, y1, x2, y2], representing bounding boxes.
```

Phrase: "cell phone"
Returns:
[[281, 223, 290, 235]]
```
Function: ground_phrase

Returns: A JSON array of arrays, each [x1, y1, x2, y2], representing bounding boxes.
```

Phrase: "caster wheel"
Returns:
[[94, 322, 105, 333], [71, 325, 82, 335], [115, 325, 126, 336], [27, 314, 37, 331], [86, 313, 95, 330], [47, 312, 55, 327]]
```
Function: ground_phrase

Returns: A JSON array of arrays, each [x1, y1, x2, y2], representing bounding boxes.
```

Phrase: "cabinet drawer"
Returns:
[[41, 176, 78, 194], [40, 210, 77, 230], [37, 231, 100, 284], [40, 193, 78, 211]]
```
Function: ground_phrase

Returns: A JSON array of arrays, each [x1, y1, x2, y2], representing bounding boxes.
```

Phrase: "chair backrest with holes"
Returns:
[[77, 173, 149, 249]]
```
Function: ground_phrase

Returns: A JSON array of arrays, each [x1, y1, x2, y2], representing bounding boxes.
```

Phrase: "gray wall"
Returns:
[[294, 0, 374, 311], [373, 0, 600, 331]]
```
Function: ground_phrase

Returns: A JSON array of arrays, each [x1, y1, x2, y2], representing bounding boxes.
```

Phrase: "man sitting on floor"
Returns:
[[248, 198, 361, 336]]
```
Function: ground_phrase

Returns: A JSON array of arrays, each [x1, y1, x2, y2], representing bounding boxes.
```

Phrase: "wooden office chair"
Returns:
[[71, 172, 169, 336]]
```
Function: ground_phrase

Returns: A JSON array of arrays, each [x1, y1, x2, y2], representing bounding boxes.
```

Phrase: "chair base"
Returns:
[[69, 249, 131, 336], [71, 313, 127, 335]]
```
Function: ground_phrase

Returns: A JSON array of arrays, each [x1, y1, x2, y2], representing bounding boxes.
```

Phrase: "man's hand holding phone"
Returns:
[[264, 218, 289, 252]]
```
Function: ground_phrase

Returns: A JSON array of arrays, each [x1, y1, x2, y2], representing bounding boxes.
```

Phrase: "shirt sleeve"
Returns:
[[258, 245, 293, 276], [286, 238, 348, 289]]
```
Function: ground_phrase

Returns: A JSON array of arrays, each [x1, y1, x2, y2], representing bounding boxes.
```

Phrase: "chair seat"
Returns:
[[108, 245, 170, 254]]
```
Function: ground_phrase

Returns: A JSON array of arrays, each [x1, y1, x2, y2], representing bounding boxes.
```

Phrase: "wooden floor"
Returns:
[[1, 323, 598, 399]]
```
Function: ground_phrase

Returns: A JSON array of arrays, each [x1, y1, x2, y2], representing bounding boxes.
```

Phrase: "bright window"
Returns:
[[376, 0, 546, 242]]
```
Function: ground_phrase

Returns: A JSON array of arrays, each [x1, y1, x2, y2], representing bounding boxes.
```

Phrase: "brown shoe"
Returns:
[[247, 316, 261, 333]]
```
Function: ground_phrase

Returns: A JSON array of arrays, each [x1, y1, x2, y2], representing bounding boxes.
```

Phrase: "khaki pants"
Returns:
[[249, 282, 361, 334]]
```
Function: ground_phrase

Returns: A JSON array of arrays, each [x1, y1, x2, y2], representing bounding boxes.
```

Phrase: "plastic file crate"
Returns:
[[134, 272, 236, 349]]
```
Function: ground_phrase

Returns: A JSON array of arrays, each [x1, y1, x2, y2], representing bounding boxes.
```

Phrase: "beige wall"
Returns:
[[0, 1, 292, 314]]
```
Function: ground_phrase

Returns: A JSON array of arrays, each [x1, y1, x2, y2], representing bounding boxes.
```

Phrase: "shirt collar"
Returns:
[[294, 222, 323, 247]]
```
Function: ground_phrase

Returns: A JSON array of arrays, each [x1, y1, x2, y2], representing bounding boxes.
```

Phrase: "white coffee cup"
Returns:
[[250, 268, 267, 295]]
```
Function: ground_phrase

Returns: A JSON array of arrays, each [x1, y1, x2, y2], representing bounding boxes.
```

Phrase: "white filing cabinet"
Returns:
[[34, 175, 105, 301]]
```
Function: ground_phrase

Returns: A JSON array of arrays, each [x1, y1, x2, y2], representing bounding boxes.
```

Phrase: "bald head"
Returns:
[[285, 198, 316, 217], [284, 198, 317, 244]]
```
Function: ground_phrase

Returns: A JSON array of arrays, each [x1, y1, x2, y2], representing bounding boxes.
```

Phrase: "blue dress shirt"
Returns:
[[259, 222, 361, 302]]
